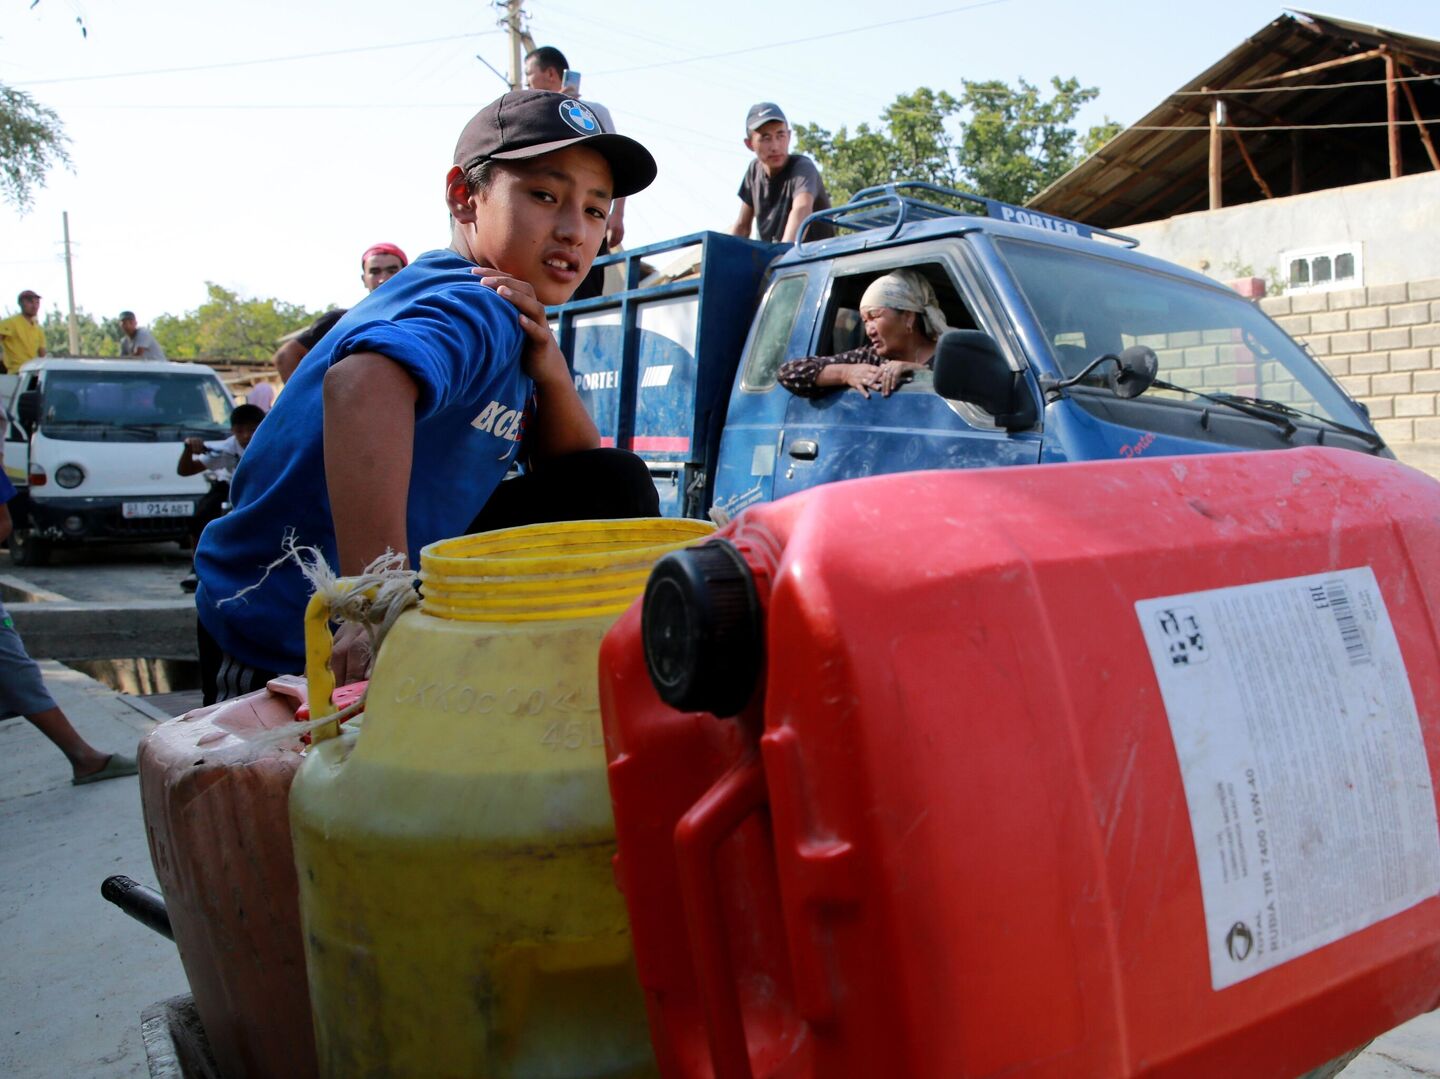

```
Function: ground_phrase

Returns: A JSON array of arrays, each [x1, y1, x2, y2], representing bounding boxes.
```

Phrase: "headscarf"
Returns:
[[360, 242, 409, 269], [859, 269, 949, 339]]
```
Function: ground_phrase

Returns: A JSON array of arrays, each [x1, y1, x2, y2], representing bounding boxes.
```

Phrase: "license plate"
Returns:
[[122, 500, 194, 519]]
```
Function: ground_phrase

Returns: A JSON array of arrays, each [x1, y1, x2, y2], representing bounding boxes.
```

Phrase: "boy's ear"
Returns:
[[743, 133, 756, 152], [446, 165, 476, 222]]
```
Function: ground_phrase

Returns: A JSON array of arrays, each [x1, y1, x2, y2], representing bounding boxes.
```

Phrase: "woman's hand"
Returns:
[[876, 360, 920, 397], [472, 267, 567, 386], [832, 363, 884, 398]]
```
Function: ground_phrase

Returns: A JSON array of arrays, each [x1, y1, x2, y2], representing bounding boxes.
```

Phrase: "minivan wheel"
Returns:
[[9, 528, 52, 567]]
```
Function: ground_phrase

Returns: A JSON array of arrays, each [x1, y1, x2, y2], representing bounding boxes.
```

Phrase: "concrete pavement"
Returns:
[[0, 664, 185, 1079]]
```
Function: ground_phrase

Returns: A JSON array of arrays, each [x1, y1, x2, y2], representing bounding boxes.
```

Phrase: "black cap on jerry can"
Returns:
[[641, 539, 762, 717]]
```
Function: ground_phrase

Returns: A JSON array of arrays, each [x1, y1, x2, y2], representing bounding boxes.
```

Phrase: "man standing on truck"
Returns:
[[272, 243, 410, 383], [1, 290, 46, 374], [731, 102, 833, 244], [118, 311, 166, 360]]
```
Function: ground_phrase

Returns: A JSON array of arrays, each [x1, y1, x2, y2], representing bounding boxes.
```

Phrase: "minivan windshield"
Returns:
[[995, 239, 1368, 429], [40, 370, 231, 442]]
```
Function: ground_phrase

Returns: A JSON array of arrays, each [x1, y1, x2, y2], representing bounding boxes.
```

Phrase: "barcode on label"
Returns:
[[1326, 578, 1371, 666]]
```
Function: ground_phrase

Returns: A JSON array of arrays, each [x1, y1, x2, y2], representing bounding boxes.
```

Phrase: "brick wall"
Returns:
[[1260, 279, 1440, 479]]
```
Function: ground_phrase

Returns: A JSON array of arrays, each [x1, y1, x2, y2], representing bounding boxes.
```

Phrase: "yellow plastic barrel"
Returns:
[[290, 517, 714, 1078]]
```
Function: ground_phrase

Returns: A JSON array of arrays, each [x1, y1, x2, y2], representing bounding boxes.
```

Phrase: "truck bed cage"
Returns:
[[795, 181, 1139, 251]]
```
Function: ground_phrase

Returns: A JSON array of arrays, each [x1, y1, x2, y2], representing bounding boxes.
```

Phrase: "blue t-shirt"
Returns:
[[195, 248, 529, 673], [0, 471, 15, 505]]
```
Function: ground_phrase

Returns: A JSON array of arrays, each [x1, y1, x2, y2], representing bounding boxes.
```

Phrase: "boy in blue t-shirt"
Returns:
[[194, 90, 659, 703]]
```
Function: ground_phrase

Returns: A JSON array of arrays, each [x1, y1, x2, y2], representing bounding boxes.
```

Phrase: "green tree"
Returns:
[[796, 88, 962, 205], [795, 78, 1123, 208], [41, 307, 120, 357], [154, 283, 317, 361], [955, 77, 1118, 204], [1, 82, 73, 212]]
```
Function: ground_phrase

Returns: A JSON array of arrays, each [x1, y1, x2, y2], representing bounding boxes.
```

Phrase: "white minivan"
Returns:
[[3, 358, 235, 565]]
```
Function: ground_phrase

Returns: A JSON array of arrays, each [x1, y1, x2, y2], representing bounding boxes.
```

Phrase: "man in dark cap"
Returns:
[[194, 90, 660, 701], [730, 101, 833, 244], [1, 290, 46, 374], [119, 310, 166, 360]]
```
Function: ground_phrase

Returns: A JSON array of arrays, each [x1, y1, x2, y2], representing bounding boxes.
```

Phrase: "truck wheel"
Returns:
[[8, 528, 52, 567]]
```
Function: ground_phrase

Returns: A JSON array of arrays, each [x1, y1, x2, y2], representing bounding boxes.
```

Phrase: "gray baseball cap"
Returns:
[[745, 102, 787, 132]]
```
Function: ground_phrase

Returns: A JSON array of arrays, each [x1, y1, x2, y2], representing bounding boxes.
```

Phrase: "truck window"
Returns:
[[741, 276, 807, 391], [819, 262, 977, 357], [40, 371, 231, 441], [996, 239, 1366, 428]]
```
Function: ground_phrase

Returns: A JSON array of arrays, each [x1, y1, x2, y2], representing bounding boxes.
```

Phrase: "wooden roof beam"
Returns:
[[1241, 47, 1384, 86], [1398, 60, 1440, 171]]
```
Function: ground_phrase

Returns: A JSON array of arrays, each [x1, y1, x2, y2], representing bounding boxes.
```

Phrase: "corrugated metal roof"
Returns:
[[1027, 9, 1440, 227]]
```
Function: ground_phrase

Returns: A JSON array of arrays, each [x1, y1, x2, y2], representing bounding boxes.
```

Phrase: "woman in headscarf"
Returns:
[[778, 268, 949, 398]]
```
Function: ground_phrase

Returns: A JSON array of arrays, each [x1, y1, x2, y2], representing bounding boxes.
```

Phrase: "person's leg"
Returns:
[[467, 447, 659, 533], [197, 617, 278, 706], [0, 601, 132, 781], [25, 705, 113, 777]]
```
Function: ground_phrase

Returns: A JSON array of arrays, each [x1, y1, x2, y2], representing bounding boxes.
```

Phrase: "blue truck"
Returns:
[[549, 183, 1387, 520]]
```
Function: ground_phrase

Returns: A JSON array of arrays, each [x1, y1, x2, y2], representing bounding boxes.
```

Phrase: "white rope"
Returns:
[[220, 533, 417, 655]]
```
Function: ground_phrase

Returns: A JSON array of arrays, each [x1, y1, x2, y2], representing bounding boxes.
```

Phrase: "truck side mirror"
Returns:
[[932, 330, 1038, 433], [17, 390, 41, 435]]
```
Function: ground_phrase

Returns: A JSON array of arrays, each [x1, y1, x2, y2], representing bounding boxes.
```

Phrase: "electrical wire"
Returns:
[[14, 31, 502, 87], [1169, 73, 1438, 95], [1125, 118, 1436, 131], [586, 0, 1009, 77]]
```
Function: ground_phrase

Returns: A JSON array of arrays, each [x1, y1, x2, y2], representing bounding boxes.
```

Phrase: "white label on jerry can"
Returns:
[[1136, 567, 1440, 990]]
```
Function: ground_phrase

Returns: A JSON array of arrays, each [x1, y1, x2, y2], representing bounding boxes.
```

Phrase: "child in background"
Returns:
[[177, 404, 264, 593]]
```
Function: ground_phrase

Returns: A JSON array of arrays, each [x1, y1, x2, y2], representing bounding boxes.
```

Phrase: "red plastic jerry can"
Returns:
[[598, 447, 1440, 1078]]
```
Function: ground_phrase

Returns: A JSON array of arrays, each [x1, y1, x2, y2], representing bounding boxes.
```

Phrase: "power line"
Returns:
[[1170, 73, 1439, 95], [14, 31, 502, 87], [1126, 118, 1436, 131], [588, 0, 1009, 77]]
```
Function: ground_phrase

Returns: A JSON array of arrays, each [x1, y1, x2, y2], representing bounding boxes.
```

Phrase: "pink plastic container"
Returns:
[[138, 677, 318, 1079]]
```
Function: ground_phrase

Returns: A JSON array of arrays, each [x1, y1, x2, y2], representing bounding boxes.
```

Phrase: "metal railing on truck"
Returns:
[[546, 231, 783, 518], [795, 181, 1140, 250]]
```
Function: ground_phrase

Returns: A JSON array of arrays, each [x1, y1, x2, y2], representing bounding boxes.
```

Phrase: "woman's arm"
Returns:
[[778, 345, 883, 398]]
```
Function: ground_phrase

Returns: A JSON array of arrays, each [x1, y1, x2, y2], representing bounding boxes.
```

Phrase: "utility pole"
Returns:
[[62, 211, 80, 355], [503, 0, 525, 91]]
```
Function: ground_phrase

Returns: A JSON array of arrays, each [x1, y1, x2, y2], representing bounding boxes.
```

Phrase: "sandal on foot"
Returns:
[[73, 753, 139, 786]]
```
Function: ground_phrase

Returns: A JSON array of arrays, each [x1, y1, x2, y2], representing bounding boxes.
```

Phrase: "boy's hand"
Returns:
[[184, 437, 207, 453], [473, 267, 569, 386], [329, 622, 372, 687]]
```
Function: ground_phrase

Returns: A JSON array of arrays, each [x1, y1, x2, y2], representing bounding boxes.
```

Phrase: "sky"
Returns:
[[5, 0, 1440, 326]]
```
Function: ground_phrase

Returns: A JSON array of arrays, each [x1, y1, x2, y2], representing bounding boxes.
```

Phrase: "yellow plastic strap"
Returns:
[[303, 592, 339, 743], [302, 579, 379, 744]]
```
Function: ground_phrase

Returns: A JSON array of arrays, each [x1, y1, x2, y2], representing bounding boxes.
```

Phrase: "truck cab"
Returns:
[[4, 358, 234, 565], [549, 183, 1387, 521]]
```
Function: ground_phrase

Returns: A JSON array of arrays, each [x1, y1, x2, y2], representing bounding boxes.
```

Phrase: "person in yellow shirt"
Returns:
[[0, 290, 47, 374]]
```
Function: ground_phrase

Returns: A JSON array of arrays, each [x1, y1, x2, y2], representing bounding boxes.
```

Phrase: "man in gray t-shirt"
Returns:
[[118, 310, 166, 360], [730, 102, 833, 244]]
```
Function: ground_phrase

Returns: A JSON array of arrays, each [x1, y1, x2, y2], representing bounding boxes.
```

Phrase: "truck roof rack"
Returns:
[[795, 181, 1139, 251]]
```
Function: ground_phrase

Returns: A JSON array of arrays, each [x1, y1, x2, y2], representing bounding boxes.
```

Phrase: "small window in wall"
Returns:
[[1283, 243, 1362, 293]]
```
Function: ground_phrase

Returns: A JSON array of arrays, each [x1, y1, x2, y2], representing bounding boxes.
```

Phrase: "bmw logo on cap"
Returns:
[[559, 99, 600, 134]]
